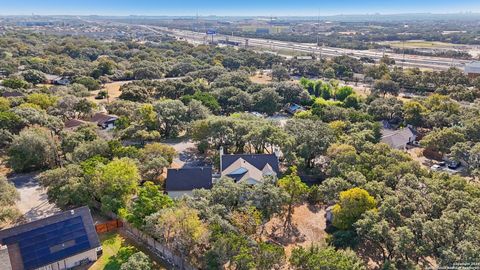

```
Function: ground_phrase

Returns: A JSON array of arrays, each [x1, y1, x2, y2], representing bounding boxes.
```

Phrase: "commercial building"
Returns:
[[464, 61, 480, 79]]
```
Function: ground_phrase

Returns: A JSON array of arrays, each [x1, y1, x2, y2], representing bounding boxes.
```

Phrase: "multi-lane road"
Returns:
[[141, 25, 470, 71]]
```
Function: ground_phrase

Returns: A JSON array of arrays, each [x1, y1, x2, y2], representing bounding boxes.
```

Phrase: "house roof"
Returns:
[[2, 91, 24, 98], [44, 74, 62, 81], [165, 167, 213, 191], [381, 127, 416, 149], [0, 206, 100, 270], [89, 112, 118, 126], [221, 154, 280, 174], [286, 103, 304, 114], [64, 118, 86, 129], [223, 157, 277, 184]]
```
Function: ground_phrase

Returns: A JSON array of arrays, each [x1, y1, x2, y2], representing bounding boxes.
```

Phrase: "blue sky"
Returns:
[[1, 0, 479, 16]]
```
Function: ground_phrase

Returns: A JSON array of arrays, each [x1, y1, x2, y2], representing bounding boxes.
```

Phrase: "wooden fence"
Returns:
[[95, 219, 123, 233]]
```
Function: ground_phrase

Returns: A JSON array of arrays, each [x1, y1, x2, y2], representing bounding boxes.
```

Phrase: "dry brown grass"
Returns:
[[262, 203, 327, 257], [87, 81, 130, 104]]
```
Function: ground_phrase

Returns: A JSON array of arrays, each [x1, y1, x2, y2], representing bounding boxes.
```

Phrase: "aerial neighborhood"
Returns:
[[0, 4, 480, 270]]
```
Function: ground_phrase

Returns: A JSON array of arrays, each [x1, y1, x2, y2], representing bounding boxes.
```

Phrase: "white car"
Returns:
[[430, 164, 442, 171]]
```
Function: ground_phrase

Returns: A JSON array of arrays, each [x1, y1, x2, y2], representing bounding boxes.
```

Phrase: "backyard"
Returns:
[[89, 232, 166, 270]]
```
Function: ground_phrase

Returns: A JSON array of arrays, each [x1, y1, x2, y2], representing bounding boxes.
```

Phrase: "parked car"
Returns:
[[430, 164, 442, 171], [447, 161, 461, 169]]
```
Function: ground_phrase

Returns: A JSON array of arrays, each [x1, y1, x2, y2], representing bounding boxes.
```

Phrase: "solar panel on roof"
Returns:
[[3, 216, 94, 270]]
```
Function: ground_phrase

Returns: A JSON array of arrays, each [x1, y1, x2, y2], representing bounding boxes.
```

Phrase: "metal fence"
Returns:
[[121, 221, 197, 270]]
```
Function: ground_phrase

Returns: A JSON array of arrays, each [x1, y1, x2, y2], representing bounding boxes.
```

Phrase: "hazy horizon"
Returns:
[[1, 0, 480, 17]]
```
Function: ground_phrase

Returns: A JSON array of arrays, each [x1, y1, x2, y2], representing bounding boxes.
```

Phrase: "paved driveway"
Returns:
[[164, 139, 209, 168], [8, 173, 59, 223]]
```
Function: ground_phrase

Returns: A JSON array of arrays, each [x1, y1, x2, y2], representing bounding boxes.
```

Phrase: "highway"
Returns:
[[141, 25, 470, 71]]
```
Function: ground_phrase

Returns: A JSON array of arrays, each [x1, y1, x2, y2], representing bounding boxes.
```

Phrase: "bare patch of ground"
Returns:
[[263, 203, 327, 257], [407, 147, 432, 169], [87, 81, 130, 104], [250, 74, 273, 84]]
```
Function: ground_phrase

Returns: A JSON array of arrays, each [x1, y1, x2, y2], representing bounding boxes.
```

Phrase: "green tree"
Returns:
[[278, 167, 308, 235], [73, 76, 101, 90], [139, 142, 177, 164], [373, 79, 400, 97], [290, 246, 365, 270], [0, 97, 11, 111], [272, 64, 290, 81], [253, 87, 283, 115], [0, 177, 20, 227], [120, 252, 152, 270], [2, 77, 28, 89], [94, 158, 140, 213], [120, 181, 173, 228], [8, 126, 58, 172], [336, 86, 354, 101], [146, 204, 209, 261], [285, 118, 336, 168], [23, 70, 47, 85], [332, 187, 377, 230], [403, 101, 426, 126], [154, 99, 188, 138], [39, 164, 92, 209], [420, 127, 465, 156], [27, 93, 57, 110]]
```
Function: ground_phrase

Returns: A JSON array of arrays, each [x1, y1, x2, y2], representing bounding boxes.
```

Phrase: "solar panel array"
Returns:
[[2, 216, 92, 270]]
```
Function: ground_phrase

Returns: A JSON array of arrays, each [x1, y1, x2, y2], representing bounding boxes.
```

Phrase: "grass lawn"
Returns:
[[388, 40, 458, 49], [89, 231, 167, 270], [89, 232, 127, 270]]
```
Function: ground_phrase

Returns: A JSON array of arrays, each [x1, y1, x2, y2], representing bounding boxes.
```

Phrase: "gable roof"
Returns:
[[64, 118, 86, 129], [0, 206, 100, 270], [221, 154, 280, 174], [381, 127, 416, 149], [89, 112, 118, 126], [165, 167, 213, 191]]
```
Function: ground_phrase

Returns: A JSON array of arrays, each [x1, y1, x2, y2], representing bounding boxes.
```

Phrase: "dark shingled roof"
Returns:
[[221, 154, 280, 174], [2, 91, 24, 98], [64, 118, 86, 129], [89, 112, 118, 126], [165, 167, 213, 191], [0, 206, 100, 270]]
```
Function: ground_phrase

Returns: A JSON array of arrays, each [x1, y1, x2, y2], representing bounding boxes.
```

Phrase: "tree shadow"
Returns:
[[268, 222, 306, 245], [306, 203, 324, 214]]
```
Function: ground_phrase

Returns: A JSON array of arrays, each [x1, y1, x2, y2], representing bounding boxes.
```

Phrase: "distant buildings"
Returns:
[[464, 62, 480, 79], [220, 148, 280, 185], [0, 206, 101, 270], [165, 167, 213, 199]]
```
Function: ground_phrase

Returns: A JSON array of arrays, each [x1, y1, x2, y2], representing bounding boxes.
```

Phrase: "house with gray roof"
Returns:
[[220, 148, 280, 185], [0, 206, 101, 270], [381, 126, 417, 150], [165, 167, 213, 199]]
